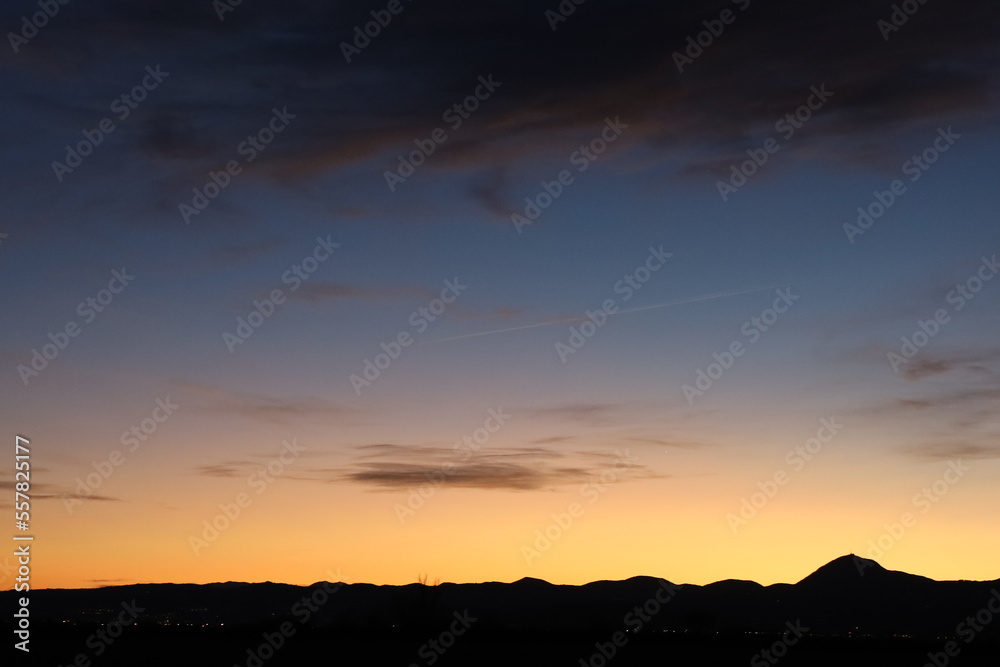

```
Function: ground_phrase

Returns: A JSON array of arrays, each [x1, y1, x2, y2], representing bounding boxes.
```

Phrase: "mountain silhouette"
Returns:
[[6, 556, 998, 666], [6, 555, 995, 632]]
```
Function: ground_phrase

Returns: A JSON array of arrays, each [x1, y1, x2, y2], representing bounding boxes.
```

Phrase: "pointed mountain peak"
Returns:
[[797, 555, 886, 585]]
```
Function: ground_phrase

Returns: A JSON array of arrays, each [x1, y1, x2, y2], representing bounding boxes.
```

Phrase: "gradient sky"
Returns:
[[1, 0, 999, 591]]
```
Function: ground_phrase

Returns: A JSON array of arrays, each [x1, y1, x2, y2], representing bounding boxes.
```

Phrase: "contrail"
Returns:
[[421, 281, 790, 345]]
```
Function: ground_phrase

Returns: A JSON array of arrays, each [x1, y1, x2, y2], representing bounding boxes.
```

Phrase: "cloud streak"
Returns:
[[278, 443, 662, 491], [422, 282, 789, 344], [173, 382, 360, 424]]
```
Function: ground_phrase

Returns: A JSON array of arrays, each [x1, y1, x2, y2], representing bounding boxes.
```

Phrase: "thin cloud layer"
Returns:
[[522, 402, 629, 427], [173, 382, 360, 424], [307, 443, 659, 491], [899, 441, 1000, 461]]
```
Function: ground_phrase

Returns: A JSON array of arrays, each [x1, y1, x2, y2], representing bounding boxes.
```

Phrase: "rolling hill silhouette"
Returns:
[[6, 556, 998, 666], [7, 555, 997, 633]]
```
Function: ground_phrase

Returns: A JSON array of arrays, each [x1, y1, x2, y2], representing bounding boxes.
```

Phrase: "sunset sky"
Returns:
[[1, 0, 999, 591]]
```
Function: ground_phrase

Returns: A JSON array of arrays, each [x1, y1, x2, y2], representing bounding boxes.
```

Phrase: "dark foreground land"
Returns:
[[8, 624, 1000, 667]]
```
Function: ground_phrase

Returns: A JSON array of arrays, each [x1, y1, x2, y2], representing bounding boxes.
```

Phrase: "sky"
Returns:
[[1, 0, 999, 591]]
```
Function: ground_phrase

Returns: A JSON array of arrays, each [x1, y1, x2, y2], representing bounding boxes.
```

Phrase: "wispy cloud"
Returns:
[[0, 479, 124, 507], [531, 435, 576, 445], [172, 382, 360, 424], [194, 462, 256, 478], [521, 403, 627, 428], [623, 435, 710, 450], [890, 386, 1000, 412], [899, 349, 1000, 382], [898, 441, 1000, 461], [422, 283, 786, 344]]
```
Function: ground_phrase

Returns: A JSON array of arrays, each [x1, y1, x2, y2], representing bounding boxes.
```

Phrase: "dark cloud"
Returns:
[[346, 460, 588, 491], [53, 493, 122, 503], [901, 358, 956, 382], [289, 442, 660, 491], [3, 0, 997, 224], [194, 462, 254, 478]]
